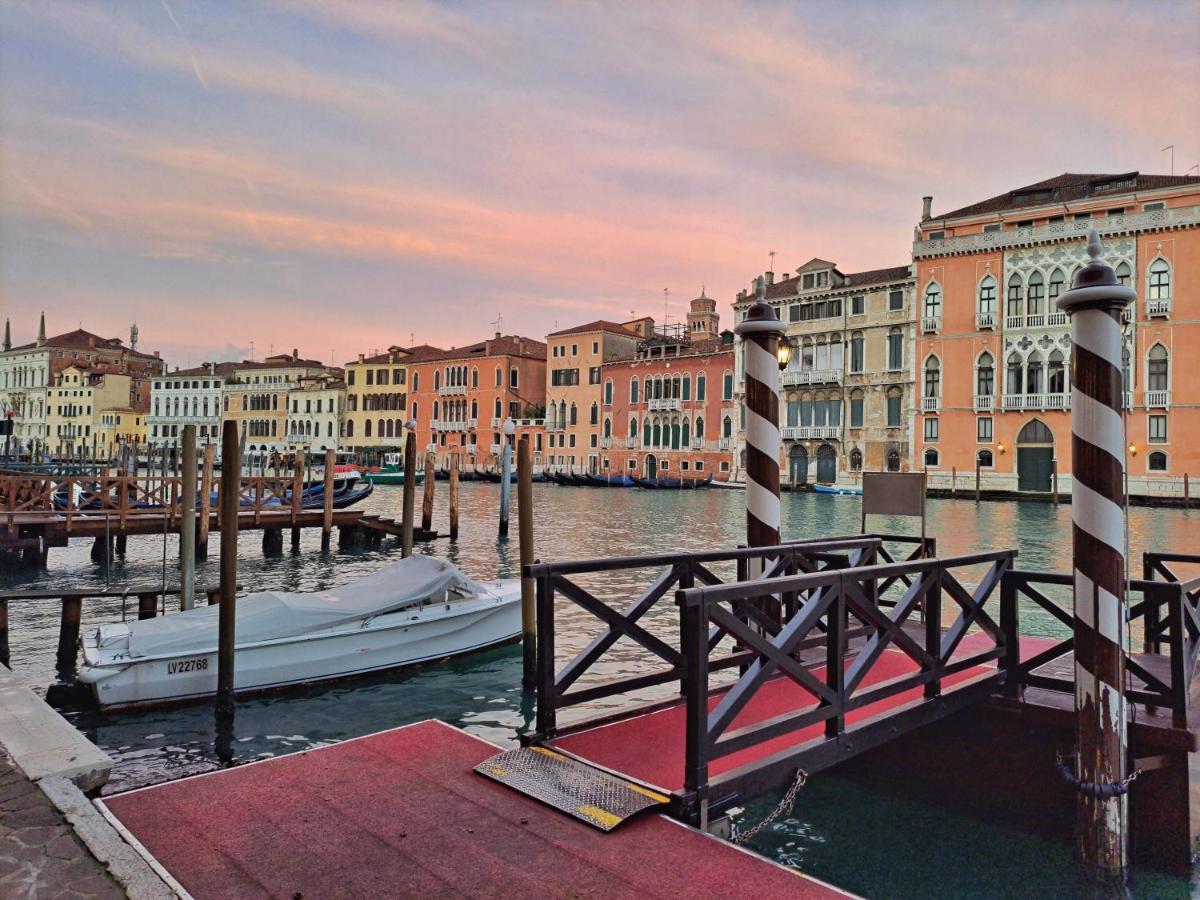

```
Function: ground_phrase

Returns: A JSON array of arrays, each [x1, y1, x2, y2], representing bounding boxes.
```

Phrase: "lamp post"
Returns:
[[734, 275, 786, 581], [499, 418, 515, 536], [1056, 229, 1135, 882]]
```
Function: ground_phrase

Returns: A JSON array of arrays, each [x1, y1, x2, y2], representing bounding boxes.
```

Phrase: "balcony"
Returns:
[[781, 368, 842, 387], [1042, 393, 1071, 411], [973, 395, 993, 412], [912, 205, 1200, 259], [921, 396, 940, 412], [491, 417, 501, 427], [782, 426, 841, 440], [692, 439, 704, 450], [626, 437, 638, 449], [719, 437, 732, 450], [599, 437, 612, 449], [489, 443, 501, 455], [647, 398, 681, 412], [921, 316, 942, 334], [1000, 393, 1071, 411], [1148, 300, 1171, 318], [545, 422, 564, 432], [1047, 312, 1067, 327], [1005, 315, 1024, 330], [438, 384, 467, 397], [976, 312, 995, 330], [468, 417, 478, 429], [1025, 314, 1045, 329], [1146, 390, 1171, 408]]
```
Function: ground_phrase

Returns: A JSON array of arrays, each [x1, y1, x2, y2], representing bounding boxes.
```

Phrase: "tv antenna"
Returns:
[[249, 340, 255, 361], [1162, 144, 1174, 176], [768, 250, 776, 272], [491, 313, 503, 334], [663, 288, 669, 324]]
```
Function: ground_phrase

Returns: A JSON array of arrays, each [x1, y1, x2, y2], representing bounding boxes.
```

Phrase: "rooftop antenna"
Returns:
[[768, 250, 776, 272], [409, 332, 414, 347], [1188, 163, 1199, 176], [1162, 144, 1175, 176], [269, 343, 274, 357], [663, 288, 669, 325], [249, 340, 255, 361]]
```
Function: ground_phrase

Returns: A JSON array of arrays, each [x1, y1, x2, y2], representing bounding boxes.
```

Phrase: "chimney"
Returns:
[[292, 347, 298, 360], [922, 196, 933, 221], [765, 271, 774, 286], [494, 331, 501, 340], [358, 353, 364, 363]]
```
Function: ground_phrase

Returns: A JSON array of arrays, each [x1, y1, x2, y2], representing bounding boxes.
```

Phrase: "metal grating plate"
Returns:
[[474, 746, 669, 831]]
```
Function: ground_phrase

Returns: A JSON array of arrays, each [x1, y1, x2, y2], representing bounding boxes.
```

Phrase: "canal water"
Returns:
[[2, 483, 1196, 897]]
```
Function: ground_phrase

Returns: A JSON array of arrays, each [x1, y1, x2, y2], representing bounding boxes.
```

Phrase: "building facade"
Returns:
[[222, 351, 336, 465], [148, 362, 236, 449], [602, 296, 737, 481], [342, 346, 415, 457], [45, 366, 132, 456], [95, 406, 148, 458], [912, 172, 1200, 497], [544, 320, 643, 473], [732, 261, 917, 485], [285, 373, 346, 456]]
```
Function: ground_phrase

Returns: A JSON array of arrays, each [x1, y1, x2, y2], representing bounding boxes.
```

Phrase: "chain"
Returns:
[[732, 769, 807, 845]]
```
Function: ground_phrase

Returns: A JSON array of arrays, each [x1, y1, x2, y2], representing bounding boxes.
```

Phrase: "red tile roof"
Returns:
[[547, 320, 639, 339], [156, 362, 239, 378], [12, 328, 160, 361], [934, 172, 1200, 220], [758, 264, 911, 301], [428, 336, 547, 363]]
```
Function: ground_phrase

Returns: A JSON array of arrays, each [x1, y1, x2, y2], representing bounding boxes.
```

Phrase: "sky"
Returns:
[[1, 1, 1198, 367]]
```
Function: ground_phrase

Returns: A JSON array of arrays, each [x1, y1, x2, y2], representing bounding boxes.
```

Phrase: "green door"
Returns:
[[645, 455, 657, 479], [1017, 447, 1053, 492]]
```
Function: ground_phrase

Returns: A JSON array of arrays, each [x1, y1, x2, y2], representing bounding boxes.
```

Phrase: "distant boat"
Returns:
[[363, 453, 425, 485], [78, 556, 521, 710], [633, 475, 712, 490], [813, 483, 863, 496], [585, 473, 634, 487], [708, 479, 746, 490]]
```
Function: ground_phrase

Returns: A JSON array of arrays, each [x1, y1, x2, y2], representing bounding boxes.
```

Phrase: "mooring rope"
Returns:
[[732, 769, 807, 845]]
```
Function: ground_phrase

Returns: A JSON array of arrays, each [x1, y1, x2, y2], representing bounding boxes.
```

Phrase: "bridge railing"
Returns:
[[1001, 568, 1200, 728], [674, 549, 1014, 815], [525, 534, 907, 742]]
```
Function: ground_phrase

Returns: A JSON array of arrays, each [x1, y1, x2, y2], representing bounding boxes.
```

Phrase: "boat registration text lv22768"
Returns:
[[167, 658, 209, 675]]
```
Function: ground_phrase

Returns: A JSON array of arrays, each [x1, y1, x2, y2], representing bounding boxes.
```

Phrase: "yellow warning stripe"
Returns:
[[577, 805, 622, 828], [530, 746, 567, 760], [624, 782, 670, 804]]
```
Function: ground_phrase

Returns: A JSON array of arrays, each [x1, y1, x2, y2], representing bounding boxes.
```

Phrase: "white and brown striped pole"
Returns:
[[1057, 230, 1135, 880], [735, 276, 784, 586]]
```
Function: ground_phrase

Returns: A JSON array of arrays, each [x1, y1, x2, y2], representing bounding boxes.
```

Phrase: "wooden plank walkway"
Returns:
[[98, 721, 848, 899]]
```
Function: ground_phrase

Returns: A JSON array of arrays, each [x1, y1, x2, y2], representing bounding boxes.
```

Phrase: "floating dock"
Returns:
[[99, 720, 848, 899]]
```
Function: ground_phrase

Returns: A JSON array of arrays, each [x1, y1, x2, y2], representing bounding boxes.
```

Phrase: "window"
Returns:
[[1007, 352, 1023, 395], [789, 304, 800, 322], [924, 417, 939, 442], [849, 448, 863, 470], [1148, 451, 1168, 472], [1147, 344, 1169, 391], [570, 344, 578, 356], [977, 449, 994, 467], [722, 372, 733, 401], [923, 283, 942, 321], [1027, 272, 1045, 316], [630, 377, 639, 403], [604, 380, 613, 405], [923, 356, 940, 399], [888, 290, 904, 311], [977, 417, 993, 442], [976, 352, 994, 397], [589, 367, 601, 385], [510, 368, 519, 389], [1144, 201, 1165, 212], [592, 341, 599, 354], [696, 374, 706, 401], [1048, 268, 1065, 304], [1148, 259, 1171, 301], [412, 373, 419, 392], [849, 332, 864, 373], [924, 448, 939, 467], [1048, 351, 1066, 394], [887, 450, 900, 472], [1026, 351, 1043, 395], [983, 223, 1001, 233], [1007, 274, 1023, 318], [886, 388, 902, 427], [849, 390, 864, 428], [979, 276, 996, 317], [1149, 414, 1167, 443], [1115, 261, 1131, 287], [590, 402, 598, 425], [886, 329, 903, 371], [851, 295, 864, 315]]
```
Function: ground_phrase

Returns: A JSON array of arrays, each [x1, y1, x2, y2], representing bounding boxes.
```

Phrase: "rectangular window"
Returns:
[[722, 373, 733, 401], [850, 337, 864, 373], [887, 333, 903, 370], [887, 395, 901, 427], [592, 341, 599, 354], [789, 305, 800, 322], [977, 417, 993, 442], [1144, 202, 1165, 212], [850, 396, 863, 427], [851, 296, 864, 315], [589, 367, 601, 385], [802, 273, 814, 289], [1107, 208, 1126, 217], [983, 223, 1001, 233], [924, 417, 939, 442], [571, 344, 578, 355], [1148, 414, 1167, 443], [928, 230, 945, 240], [1075, 212, 1091, 221], [888, 290, 904, 311]]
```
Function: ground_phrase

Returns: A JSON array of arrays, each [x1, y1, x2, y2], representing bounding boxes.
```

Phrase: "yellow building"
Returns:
[[46, 365, 132, 457], [221, 351, 332, 467], [342, 345, 416, 459], [94, 405, 147, 457], [544, 320, 643, 473]]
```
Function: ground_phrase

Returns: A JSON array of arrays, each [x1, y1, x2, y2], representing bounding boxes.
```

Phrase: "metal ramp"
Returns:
[[474, 746, 669, 831]]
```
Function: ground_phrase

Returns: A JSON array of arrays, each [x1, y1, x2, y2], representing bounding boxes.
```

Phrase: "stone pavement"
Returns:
[[0, 749, 124, 899]]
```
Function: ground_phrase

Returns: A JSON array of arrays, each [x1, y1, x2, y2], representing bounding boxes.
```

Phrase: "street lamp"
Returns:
[[776, 334, 794, 371]]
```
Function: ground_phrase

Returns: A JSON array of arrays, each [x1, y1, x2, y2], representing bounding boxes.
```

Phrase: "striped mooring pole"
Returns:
[[734, 275, 784, 582], [1057, 230, 1135, 880]]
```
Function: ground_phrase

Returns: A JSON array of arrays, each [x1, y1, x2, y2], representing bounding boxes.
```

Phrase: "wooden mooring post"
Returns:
[[55, 595, 82, 673], [499, 419, 514, 537], [217, 421, 239, 723], [1058, 231, 1134, 882], [321, 448, 335, 550], [421, 450, 436, 534], [0, 599, 8, 669], [291, 449, 304, 551], [975, 456, 981, 503], [517, 435, 536, 686], [449, 453, 460, 540], [401, 422, 417, 558], [198, 444, 214, 559], [180, 425, 197, 610]]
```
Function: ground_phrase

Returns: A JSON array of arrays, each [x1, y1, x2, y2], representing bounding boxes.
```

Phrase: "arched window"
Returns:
[[346, 420, 354, 438], [1115, 261, 1132, 287], [850, 331, 865, 372], [682, 374, 691, 401], [923, 282, 942, 321], [630, 417, 638, 438], [471, 399, 478, 419], [886, 387, 902, 427], [1007, 352, 1023, 395], [590, 402, 598, 426], [695, 416, 704, 439], [1027, 271, 1045, 316], [696, 374, 706, 401], [1048, 350, 1066, 395], [494, 398, 502, 418], [1147, 344, 1169, 391], [978, 275, 997, 317], [630, 377, 639, 403], [1048, 268, 1065, 303], [643, 419, 651, 445], [886, 328, 903, 371], [412, 373, 419, 392], [569, 403, 577, 426], [681, 417, 690, 447], [924, 448, 939, 467], [923, 356, 940, 399], [1148, 258, 1171, 301], [471, 368, 478, 389], [652, 420, 661, 447], [1007, 274, 1023, 318], [722, 416, 732, 438], [976, 449, 992, 468], [364, 419, 372, 438], [433, 400, 440, 420], [887, 449, 900, 472], [976, 352, 994, 397], [1148, 451, 1168, 472], [849, 389, 864, 427], [1027, 351, 1043, 395], [604, 380, 613, 405], [603, 418, 611, 438], [494, 366, 502, 388], [1017, 419, 1053, 444], [384, 419, 393, 438], [434, 370, 441, 390], [849, 448, 863, 470]]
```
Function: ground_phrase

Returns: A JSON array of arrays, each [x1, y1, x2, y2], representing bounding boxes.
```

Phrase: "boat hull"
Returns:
[[79, 589, 521, 710], [813, 483, 863, 496]]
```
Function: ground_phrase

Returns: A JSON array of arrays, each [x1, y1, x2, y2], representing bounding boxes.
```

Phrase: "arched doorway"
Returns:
[[645, 454, 658, 479], [1017, 418, 1054, 492], [816, 444, 837, 483], [788, 445, 808, 486]]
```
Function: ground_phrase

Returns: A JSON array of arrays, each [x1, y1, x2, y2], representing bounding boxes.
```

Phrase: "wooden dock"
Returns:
[[98, 720, 847, 899]]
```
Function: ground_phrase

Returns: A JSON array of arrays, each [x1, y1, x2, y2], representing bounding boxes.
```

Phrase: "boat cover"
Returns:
[[125, 556, 487, 660]]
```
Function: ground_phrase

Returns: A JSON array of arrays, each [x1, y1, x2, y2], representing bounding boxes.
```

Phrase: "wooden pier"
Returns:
[[98, 720, 846, 899]]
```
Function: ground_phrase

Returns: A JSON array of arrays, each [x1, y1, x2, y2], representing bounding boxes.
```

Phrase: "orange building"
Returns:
[[602, 294, 737, 482], [912, 172, 1200, 498], [544, 320, 643, 474], [405, 333, 547, 467]]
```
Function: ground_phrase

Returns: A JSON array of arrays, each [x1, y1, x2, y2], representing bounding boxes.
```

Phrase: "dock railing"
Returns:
[[1000, 564, 1200, 728], [674, 549, 1013, 821]]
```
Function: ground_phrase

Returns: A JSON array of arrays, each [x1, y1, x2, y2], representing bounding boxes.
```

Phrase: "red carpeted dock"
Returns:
[[554, 634, 1058, 792], [99, 720, 848, 899]]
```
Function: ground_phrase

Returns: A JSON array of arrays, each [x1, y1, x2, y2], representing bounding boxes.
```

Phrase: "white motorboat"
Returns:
[[78, 556, 521, 710]]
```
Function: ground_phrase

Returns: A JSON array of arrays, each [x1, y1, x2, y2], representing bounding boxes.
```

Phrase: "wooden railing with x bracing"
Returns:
[[526, 534, 892, 743], [673, 549, 1016, 822], [1001, 565, 1200, 729]]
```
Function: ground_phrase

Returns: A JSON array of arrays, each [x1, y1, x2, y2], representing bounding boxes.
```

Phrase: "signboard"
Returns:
[[861, 471, 926, 536]]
